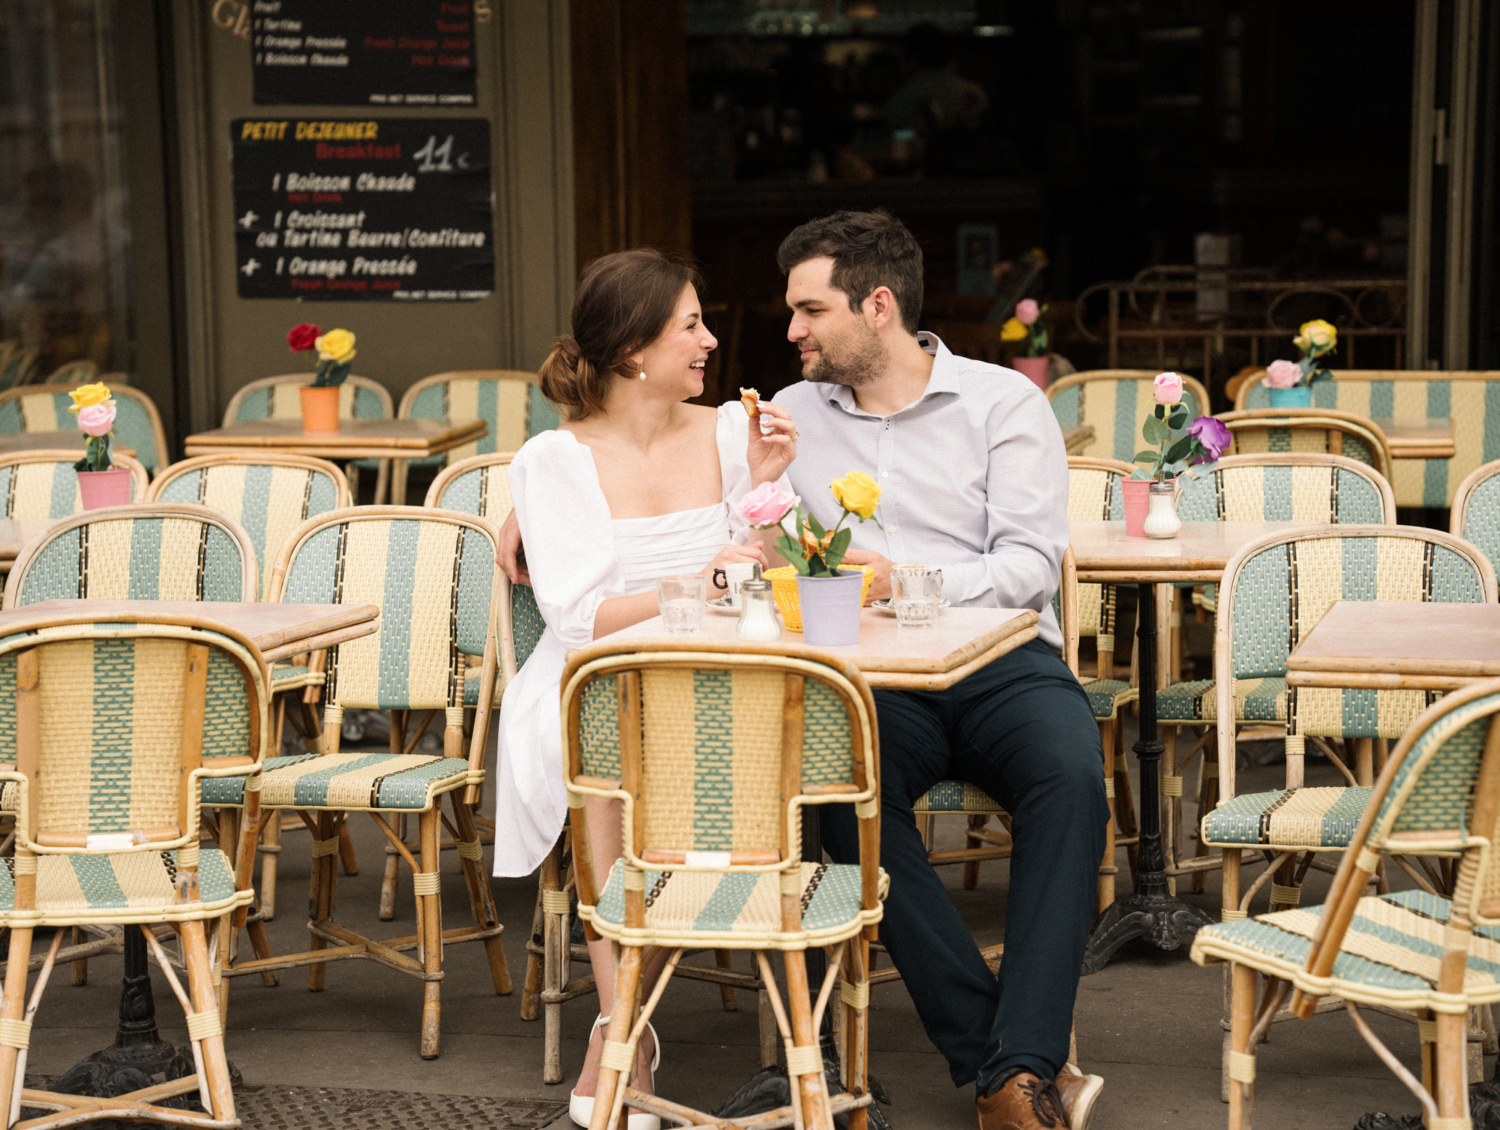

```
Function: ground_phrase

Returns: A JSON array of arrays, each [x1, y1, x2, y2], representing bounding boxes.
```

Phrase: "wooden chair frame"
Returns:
[[1451, 458, 1500, 547], [0, 383, 169, 478], [222, 374, 394, 504], [0, 449, 149, 514], [223, 506, 514, 1059], [562, 639, 884, 1130], [394, 370, 541, 504], [1215, 408, 1394, 481], [1197, 679, 1500, 1130], [0, 613, 269, 1128], [2, 502, 259, 610]]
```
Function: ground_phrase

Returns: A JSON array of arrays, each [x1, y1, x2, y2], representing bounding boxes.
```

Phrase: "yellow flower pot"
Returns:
[[764, 565, 874, 632]]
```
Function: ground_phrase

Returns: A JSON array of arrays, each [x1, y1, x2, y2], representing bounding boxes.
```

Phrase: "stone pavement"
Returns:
[[17, 728, 1478, 1130]]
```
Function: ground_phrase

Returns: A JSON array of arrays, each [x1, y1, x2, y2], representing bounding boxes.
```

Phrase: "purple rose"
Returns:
[[1187, 415, 1231, 462]]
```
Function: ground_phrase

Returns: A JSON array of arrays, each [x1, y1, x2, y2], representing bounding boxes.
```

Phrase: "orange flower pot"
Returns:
[[300, 385, 340, 432]]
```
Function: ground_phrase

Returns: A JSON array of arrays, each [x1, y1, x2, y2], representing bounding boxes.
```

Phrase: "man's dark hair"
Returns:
[[776, 210, 924, 334]]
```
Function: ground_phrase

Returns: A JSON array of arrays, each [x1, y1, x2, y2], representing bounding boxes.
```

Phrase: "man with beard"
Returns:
[[772, 211, 1107, 1130]]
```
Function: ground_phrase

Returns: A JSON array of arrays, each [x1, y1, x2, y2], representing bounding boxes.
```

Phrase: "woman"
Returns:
[[491, 249, 796, 1127]]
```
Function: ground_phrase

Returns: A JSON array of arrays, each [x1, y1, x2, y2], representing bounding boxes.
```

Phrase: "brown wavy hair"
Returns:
[[538, 249, 703, 421]]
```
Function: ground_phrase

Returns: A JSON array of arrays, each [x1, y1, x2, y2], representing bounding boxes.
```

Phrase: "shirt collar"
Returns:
[[821, 331, 961, 417]]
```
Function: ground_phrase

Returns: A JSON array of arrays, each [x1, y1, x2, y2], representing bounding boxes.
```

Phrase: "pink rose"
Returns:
[[1015, 299, 1040, 326], [76, 403, 115, 437], [739, 481, 800, 528], [1264, 359, 1301, 389], [1153, 372, 1184, 406]]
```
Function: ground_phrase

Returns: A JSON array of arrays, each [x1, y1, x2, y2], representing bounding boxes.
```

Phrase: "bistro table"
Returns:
[[0, 599, 380, 1097], [0, 432, 136, 457], [1070, 520, 1302, 972], [1062, 424, 1094, 455], [1369, 418, 1455, 460], [183, 417, 486, 462], [1287, 600, 1500, 691], [599, 604, 1039, 1118]]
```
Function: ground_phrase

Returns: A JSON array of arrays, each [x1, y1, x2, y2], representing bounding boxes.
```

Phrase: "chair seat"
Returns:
[[258, 752, 477, 812], [0, 847, 249, 926], [1200, 787, 1373, 850], [586, 859, 887, 950], [1158, 677, 1288, 725], [1192, 888, 1500, 1010], [914, 781, 1005, 816], [271, 664, 324, 691], [1081, 677, 1136, 722], [200, 754, 319, 807]]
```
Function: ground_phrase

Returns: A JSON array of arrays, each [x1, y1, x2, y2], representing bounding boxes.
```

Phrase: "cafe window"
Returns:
[[0, 0, 133, 382]]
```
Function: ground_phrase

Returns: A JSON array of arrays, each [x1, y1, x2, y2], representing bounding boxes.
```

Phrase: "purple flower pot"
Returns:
[[795, 572, 863, 646]]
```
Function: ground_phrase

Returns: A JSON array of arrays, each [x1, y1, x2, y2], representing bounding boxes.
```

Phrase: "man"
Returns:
[[500, 211, 1109, 1130], [773, 211, 1107, 1130]]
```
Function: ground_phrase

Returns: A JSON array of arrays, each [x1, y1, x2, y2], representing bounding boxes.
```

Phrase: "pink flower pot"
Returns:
[[1012, 355, 1050, 391], [795, 572, 863, 646], [1121, 479, 1151, 537], [77, 467, 133, 510]]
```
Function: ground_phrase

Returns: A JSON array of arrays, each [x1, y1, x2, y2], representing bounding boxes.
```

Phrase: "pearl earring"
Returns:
[[639, 370, 647, 380]]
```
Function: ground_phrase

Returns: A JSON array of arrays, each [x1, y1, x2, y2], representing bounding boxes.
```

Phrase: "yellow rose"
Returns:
[[315, 328, 357, 364], [1293, 318, 1337, 358], [1000, 317, 1027, 343], [831, 471, 882, 520], [67, 381, 112, 414]]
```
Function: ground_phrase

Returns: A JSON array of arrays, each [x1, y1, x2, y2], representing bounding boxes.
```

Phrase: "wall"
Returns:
[[167, 0, 574, 435]]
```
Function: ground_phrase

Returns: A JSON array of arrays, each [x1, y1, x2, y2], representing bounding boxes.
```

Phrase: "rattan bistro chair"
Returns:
[[1047, 369, 1212, 464], [1157, 454, 1397, 888], [1452, 459, 1500, 583], [0, 384, 168, 477], [1193, 679, 1500, 1130], [149, 454, 354, 919], [221, 507, 514, 1058], [393, 371, 559, 503], [223, 374, 394, 503], [0, 450, 148, 516], [564, 639, 887, 1130], [1216, 409, 1394, 483], [0, 614, 268, 1129]]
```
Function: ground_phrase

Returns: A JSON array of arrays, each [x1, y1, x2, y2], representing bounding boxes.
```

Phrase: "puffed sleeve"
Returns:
[[510, 431, 622, 648], [716, 401, 790, 542]]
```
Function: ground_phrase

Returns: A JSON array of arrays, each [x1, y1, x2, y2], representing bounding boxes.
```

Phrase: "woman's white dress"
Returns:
[[492, 403, 758, 877]]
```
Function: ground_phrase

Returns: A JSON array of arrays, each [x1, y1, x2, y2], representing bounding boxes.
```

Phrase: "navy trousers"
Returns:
[[822, 638, 1109, 1093]]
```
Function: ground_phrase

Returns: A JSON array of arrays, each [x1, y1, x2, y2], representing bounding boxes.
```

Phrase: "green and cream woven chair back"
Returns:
[[1201, 526, 1496, 871], [1066, 456, 1130, 664], [1453, 460, 1500, 588], [268, 507, 501, 804], [0, 383, 168, 475], [149, 455, 350, 602], [3, 503, 258, 610], [0, 451, 149, 518], [0, 615, 267, 925], [562, 640, 884, 948], [1238, 370, 1500, 508], [1216, 408, 1392, 481], [223, 373, 391, 427], [393, 372, 558, 497], [1048, 370, 1212, 464]]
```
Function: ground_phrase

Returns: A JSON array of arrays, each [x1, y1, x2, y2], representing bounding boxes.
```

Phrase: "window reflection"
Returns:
[[0, 0, 130, 384]]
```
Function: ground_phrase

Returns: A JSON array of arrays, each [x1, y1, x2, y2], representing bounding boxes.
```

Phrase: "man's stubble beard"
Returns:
[[805, 324, 886, 388]]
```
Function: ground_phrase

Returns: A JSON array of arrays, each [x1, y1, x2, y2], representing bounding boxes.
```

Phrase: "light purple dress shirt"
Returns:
[[772, 332, 1068, 652]]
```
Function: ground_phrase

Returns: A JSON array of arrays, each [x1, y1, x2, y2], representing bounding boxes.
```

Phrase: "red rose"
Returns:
[[287, 322, 321, 352]]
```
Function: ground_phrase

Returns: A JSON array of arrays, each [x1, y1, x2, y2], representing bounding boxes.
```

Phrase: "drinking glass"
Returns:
[[656, 574, 707, 634], [891, 566, 942, 627]]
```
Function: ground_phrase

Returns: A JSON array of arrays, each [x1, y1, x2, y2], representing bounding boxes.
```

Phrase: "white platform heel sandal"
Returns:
[[569, 1014, 662, 1130]]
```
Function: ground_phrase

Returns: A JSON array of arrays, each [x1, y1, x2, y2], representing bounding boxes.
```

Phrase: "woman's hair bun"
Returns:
[[538, 335, 594, 411]]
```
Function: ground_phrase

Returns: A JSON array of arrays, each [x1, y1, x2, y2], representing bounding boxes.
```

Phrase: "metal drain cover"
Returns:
[[235, 1086, 568, 1129]]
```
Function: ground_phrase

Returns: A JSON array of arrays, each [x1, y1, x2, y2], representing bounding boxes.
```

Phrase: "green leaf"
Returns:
[[1163, 436, 1193, 464], [1168, 406, 1189, 429], [774, 535, 809, 574], [823, 527, 852, 571], [1141, 416, 1166, 444], [1154, 404, 1165, 419], [1133, 450, 1158, 463], [1129, 468, 1154, 481], [807, 512, 826, 539]]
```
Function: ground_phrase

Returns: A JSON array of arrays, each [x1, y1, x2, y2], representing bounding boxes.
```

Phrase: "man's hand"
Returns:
[[842, 548, 893, 602], [497, 509, 530, 586]]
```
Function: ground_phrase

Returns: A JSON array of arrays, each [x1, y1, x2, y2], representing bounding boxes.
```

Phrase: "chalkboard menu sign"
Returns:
[[252, 0, 477, 107], [231, 117, 494, 302]]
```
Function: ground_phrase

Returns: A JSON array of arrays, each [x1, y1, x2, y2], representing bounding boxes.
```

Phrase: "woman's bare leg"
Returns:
[[573, 795, 663, 1101]]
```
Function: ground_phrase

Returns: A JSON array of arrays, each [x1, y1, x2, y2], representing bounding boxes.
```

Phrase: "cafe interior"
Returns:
[[0, 1, 1497, 1128]]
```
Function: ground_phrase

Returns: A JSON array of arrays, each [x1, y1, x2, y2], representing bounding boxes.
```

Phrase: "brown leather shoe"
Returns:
[[975, 1073, 1070, 1130], [1055, 1067, 1103, 1130]]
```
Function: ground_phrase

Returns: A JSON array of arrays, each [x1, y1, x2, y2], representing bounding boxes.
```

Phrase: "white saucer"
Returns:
[[706, 596, 740, 613]]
